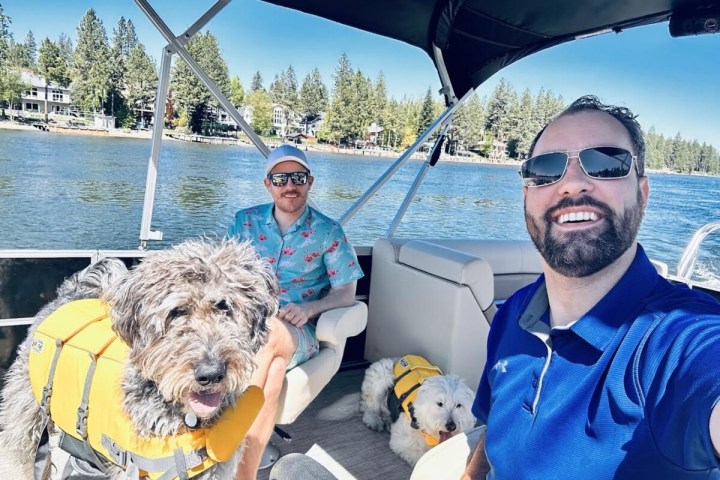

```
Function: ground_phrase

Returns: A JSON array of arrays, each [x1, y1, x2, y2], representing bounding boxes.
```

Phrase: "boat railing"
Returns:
[[675, 220, 720, 286]]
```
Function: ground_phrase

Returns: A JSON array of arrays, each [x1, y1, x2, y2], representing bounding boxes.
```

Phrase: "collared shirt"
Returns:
[[473, 244, 720, 479], [227, 203, 364, 306]]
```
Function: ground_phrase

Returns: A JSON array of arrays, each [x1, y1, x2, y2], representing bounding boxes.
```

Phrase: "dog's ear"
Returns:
[[103, 274, 143, 348]]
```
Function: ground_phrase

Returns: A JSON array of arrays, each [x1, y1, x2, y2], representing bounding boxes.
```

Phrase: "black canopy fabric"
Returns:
[[261, 0, 717, 100]]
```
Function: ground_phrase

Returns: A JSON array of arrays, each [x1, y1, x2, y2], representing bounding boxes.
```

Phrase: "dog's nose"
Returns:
[[446, 421, 457, 432], [194, 361, 226, 386]]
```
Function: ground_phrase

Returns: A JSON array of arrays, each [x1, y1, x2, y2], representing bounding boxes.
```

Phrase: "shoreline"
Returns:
[[0, 119, 518, 166], [2, 120, 716, 174]]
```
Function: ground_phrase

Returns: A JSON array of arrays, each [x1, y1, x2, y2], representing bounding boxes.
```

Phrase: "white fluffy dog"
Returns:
[[360, 357, 476, 466]]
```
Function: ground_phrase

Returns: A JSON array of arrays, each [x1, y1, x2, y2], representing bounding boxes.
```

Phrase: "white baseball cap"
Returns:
[[265, 144, 311, 174]]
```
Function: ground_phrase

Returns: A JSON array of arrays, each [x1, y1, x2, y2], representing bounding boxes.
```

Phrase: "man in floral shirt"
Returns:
[[229, 144, 363, 479]]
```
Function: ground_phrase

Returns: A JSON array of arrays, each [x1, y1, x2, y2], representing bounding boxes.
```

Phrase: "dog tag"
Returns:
[[184, 413, 199, 429]]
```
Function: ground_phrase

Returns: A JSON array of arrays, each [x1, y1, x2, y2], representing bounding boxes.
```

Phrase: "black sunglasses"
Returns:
[[267, 172, 309, 187], [519, 146, 638, 187]]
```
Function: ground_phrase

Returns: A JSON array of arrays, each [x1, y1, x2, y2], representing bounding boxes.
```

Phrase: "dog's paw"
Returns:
[[362, 411, 390, 432]]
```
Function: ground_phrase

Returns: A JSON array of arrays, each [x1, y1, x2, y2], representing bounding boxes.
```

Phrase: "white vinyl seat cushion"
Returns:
[[274, 301, 368, 425]]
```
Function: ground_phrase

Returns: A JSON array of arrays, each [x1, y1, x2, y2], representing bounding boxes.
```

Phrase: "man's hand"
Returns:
[[278, 302, 314, 327], [461, 427, 490, 479]]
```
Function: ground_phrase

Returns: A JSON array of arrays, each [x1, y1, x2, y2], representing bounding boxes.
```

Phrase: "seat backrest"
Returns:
[[366, 238, 541, 391]]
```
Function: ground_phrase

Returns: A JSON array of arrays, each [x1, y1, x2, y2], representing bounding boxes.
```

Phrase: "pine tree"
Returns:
[[37, 37, 70, 122], [72, 9, 112, 114], [24, 31, 37, 69], [57, 33, 74, 69], [0, 3, 11, 69], [371, 72, 387, 125], [417, 87, 435, 135], [250, 71, 264, 92], [170, 32, 229, 134], [125, 44, 157, 127], [450, 92, 484, 152], [319, 52, 354, 144], [485, 78, 515, 142], [298, 67, 327, 134]]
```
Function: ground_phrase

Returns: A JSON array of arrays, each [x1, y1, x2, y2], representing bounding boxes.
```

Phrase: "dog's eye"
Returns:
[[168, 307, 187, 320], [436, 402, 444, 408], [456, 404, 463, 409], [215, 299, 231, 313]]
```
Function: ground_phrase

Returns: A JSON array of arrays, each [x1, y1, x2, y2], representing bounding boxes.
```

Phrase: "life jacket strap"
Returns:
[[101, 434, 205, 480], [75, 354, 97, 438], [40, 339, 64, 415]]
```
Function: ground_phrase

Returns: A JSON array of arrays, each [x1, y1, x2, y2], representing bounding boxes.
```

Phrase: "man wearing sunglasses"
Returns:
[[464, 96, 720, 479], [228, 144, 364, 479]]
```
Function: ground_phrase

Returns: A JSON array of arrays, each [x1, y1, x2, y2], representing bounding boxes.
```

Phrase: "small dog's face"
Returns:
[[104, 239, 278, 421], [412, 375, 476, 443]]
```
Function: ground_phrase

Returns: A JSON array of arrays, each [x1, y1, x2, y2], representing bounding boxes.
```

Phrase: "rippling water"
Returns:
[[1, 128, 719, 286]]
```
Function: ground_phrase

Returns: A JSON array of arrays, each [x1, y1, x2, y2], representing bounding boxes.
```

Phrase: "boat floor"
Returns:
[[259, 367, 413, 480]]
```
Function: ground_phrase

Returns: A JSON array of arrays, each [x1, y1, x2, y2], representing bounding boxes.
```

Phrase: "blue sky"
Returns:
[[5, 0, 719, 148]]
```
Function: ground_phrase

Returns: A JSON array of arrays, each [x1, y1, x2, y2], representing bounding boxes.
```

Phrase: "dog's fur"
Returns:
[[0, 238, 279, 479], [360, 358, 476, 466]]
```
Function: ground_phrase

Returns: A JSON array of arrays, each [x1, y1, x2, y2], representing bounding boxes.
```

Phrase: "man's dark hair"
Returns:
[[528, 95, 646, 176]]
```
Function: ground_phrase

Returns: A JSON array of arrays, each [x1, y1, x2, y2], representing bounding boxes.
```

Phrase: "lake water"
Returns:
[[1, 128, 719, 286]]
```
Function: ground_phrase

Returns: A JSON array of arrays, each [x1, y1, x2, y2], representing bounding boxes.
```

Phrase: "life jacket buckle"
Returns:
[[102, 435, 127, 467], [76, 406, 88, 438]]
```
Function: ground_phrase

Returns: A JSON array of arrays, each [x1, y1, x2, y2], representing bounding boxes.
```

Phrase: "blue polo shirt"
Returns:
[[473, 244, 720, 479]]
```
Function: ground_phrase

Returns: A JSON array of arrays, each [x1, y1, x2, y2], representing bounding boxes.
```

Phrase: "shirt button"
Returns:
[[532, 378, 538, 388]]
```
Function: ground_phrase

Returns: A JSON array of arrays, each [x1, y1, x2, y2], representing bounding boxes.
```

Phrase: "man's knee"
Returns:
[[259, 317, 297, 363]]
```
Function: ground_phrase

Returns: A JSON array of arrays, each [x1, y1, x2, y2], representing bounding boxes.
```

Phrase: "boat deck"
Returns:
[[259, 367, 413, 480]]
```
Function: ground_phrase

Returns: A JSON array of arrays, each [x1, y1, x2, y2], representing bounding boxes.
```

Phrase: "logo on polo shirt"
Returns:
[[493, 359, 508, 373]]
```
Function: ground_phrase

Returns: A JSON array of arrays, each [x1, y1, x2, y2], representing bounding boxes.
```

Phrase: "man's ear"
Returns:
[[308, 175, 314, 188], [639, 175, 649, 208]]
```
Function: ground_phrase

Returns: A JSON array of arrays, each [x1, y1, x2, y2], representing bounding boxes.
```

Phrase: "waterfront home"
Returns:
[[19, 71, 72, 116]]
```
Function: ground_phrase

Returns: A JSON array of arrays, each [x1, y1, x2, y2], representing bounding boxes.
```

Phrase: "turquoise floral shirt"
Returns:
[[228, 203, 364, 306]]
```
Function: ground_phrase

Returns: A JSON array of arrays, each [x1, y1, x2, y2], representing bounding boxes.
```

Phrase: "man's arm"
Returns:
[[710, 401, 720, 457], [278, 281, 357, 327], [462, 427, 490, 479]]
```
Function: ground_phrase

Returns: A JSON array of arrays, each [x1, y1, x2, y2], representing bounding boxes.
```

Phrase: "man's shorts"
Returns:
[[287, 322, 320, 370]]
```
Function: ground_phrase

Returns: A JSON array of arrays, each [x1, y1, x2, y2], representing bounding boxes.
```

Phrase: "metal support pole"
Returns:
[[134, 0, 269, 157], [385, 123, 451, 237], [338, 98, 461, 226], [139, 45, 173, 248]]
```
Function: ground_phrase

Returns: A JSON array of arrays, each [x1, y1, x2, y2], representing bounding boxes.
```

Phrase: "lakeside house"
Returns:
[[19, 71, 73, 115]]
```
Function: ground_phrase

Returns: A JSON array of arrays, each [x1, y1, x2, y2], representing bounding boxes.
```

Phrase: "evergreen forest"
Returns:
[[0, 4, 717, 175]]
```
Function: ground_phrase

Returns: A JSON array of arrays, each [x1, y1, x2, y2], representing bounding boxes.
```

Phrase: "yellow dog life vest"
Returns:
[[28, 298, 263, 480], [392, 354, 443, 446]]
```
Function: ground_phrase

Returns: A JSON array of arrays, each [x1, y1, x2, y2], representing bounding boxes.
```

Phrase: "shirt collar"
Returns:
[[518, 244, 659, 352], [570, 244, 659, 351], [267, 204, 311, 233]]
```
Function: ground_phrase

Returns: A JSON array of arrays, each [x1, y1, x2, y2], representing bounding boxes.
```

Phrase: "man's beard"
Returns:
[[525, 191, 644, 278]]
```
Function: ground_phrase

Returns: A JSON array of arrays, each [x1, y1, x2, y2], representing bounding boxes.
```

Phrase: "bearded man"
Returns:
[[463, 96, 720, 479]]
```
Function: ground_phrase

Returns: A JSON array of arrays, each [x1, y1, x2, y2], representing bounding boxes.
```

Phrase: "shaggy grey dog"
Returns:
[[360, 358, 476, 466], [0, 238, 279, 480]]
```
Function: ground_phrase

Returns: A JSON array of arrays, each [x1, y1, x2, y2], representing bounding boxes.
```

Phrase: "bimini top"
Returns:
[[261, 0, 719, 100]]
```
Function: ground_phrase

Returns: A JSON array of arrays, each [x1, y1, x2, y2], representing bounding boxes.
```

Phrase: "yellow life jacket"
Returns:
[[28, 298, 263, 480], [392, 354, 443, 446]]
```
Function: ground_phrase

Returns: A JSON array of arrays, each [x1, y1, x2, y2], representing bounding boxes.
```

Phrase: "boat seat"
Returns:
[[274, 301, 368, 425], [367, 238, 542, 392]]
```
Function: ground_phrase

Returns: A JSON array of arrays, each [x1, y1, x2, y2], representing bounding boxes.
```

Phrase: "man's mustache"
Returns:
[[544, 195, 613, 223]]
